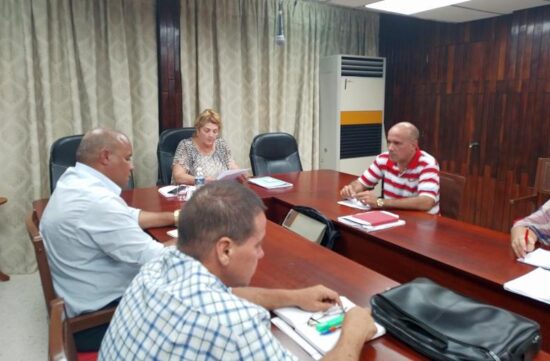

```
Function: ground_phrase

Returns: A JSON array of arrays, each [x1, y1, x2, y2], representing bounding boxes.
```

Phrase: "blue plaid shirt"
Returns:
[[99, 247, 297, 361]]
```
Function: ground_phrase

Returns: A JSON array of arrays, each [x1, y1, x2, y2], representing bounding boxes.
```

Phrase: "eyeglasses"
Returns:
[[307, 304, 346, 327]]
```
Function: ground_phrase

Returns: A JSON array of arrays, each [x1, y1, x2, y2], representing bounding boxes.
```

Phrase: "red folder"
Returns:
[[350, 211, 400, 226]]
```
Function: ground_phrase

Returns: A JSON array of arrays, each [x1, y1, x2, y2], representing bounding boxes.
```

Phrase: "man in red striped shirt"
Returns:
[[340, 122, 440, 215]]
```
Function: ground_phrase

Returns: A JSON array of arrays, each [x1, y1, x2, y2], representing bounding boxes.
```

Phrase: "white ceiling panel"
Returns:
[[413, 6, 502, 23], [315, 0, 550, 23]]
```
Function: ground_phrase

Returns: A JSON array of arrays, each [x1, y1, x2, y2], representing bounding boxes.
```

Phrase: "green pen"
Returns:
[[315, 314, 345, 334]]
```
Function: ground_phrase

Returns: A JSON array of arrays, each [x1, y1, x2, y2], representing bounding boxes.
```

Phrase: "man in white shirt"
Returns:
[[40, 127, 176, 351]]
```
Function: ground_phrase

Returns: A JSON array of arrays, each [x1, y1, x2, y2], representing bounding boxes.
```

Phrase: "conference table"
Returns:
[[250, 170, 550, 352], [32, 169, 550, 359]]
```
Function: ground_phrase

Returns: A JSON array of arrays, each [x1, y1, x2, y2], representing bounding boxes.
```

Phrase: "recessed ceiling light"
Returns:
[[366, 0, 470, 15]]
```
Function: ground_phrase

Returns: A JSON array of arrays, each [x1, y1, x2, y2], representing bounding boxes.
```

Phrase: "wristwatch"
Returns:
[[376, 198, 385, 208]]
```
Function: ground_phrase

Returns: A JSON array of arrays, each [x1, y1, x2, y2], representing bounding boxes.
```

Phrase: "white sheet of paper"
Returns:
[[519, 248, 550, 269], [504, 267, 550, 303], [216, 168, 249, 181], [337, 198, 370, 210]]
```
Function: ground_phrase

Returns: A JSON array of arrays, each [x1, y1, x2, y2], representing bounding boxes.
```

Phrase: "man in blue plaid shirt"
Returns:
[[99, 181, 376, 360]]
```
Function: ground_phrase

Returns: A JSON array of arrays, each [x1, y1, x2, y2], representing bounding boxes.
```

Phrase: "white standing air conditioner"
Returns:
[[319, 55, 387, 186]]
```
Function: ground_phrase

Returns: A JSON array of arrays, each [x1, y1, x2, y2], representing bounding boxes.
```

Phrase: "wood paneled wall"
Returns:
[[157, 0, 182, 130], [380, 6, 550, 231]]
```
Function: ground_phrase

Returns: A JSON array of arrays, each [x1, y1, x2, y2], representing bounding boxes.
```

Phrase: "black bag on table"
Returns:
[[370, 277, 541, 361]]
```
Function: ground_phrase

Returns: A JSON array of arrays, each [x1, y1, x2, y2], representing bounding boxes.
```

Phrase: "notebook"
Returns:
[[272, 296, 386, 358], [346, 210, 400, 226], [338, 210, 405, 232], [248, 176, 292, 189]]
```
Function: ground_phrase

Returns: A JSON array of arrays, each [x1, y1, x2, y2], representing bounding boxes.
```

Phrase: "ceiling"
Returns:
[[316, 0, 550, 23]]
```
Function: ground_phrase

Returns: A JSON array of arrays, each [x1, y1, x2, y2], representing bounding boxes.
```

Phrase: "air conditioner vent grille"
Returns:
[[341, 56, 384, 78]]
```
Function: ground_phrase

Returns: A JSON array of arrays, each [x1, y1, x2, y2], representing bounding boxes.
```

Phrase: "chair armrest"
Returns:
[[509, 193, 537, 205], [68, 307, 116, 333]]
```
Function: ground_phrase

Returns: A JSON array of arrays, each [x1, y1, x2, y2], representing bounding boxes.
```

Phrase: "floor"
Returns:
[[0, 272, 47, 360]]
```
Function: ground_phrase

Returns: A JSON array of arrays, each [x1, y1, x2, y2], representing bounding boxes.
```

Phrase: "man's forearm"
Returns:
[[383, 195, 434, 211], [138, 210, 175, 229]]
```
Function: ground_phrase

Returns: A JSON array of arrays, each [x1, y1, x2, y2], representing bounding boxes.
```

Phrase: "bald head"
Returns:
[[387, 122, 420, 169], [76, 127, 134, 188], [390, 122, 419, 143], [76, 128, 129, 165]]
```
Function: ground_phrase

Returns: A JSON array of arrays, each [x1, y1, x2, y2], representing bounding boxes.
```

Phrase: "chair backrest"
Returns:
[[249, 132, 303, 176], [157, 127, 195, 185], [49, 298, 78, 361], [439, 171, 466, 220], [49, 134, 135, 192], [534, 158, 550, 203], [50, 135, 83, 193], [26, 210, 57, 316]]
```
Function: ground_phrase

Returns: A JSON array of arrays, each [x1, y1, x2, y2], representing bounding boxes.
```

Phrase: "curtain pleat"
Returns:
[[0, 0, 158, 273], [180, 0, 379, 170]]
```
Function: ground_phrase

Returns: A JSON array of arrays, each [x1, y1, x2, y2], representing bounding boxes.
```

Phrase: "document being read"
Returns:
[[272, 297, 385, 360], [216, 168, 249, 181]]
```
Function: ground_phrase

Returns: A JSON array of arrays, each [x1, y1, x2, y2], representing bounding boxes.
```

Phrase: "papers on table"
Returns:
[[167, 229, 178, 238], [158, 185, 195, 199], [158, 185, 179, 198], [519, 248, 550, 269], [272, 297, 385, 358], [337, 198, 370, 210], [338, 210, 405, 232], [216, 168, 250, 181], [504, 267, 550, 304], [248, 176, 292, 189]]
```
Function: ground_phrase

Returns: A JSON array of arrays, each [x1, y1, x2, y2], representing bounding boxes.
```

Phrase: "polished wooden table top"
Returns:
[[254, 170, 536, 286], [32, 172, 550, 359]]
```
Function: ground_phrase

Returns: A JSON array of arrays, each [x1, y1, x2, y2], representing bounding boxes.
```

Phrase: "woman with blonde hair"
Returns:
[[172, 109, 241, 185]]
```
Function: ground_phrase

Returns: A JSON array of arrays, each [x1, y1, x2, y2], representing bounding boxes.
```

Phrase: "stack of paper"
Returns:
[[272, 297, 386, 360], [519, 248, 550, 269], [216, 168, 250, 181], [338, 210, 405, 232], [504, 268, 550, 304], [248, 176, 292, 189]]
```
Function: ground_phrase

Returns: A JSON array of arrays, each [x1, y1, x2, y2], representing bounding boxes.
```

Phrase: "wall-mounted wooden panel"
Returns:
[[380, 6, 550, 231], [157, 0, 182, 131]]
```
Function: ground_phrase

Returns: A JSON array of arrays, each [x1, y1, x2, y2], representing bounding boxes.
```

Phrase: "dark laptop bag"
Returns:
[[371, 277, 541, 361]]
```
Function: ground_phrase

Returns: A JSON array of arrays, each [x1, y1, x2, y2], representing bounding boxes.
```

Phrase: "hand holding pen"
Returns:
[[511, 226, 537, 258]]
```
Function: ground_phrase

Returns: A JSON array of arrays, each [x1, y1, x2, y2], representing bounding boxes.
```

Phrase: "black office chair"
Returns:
[[249, 132, 303, 176], [157, 127, 195, 185], [49, 134, 135, 193]]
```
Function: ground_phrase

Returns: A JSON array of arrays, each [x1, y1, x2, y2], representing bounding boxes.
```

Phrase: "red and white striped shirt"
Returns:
[[357, 150, 440, 214]]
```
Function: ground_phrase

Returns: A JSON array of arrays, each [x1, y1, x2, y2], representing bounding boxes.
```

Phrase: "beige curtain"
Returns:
[[0, 0, 158, 274], [180, 0, 379, 170]]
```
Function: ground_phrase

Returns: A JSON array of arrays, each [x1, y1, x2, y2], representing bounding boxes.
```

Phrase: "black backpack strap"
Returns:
[[291, 206, 339, 249]]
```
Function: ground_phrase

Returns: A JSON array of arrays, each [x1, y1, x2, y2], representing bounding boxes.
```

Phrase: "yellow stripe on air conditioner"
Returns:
[[340, 111, 382, 125]]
